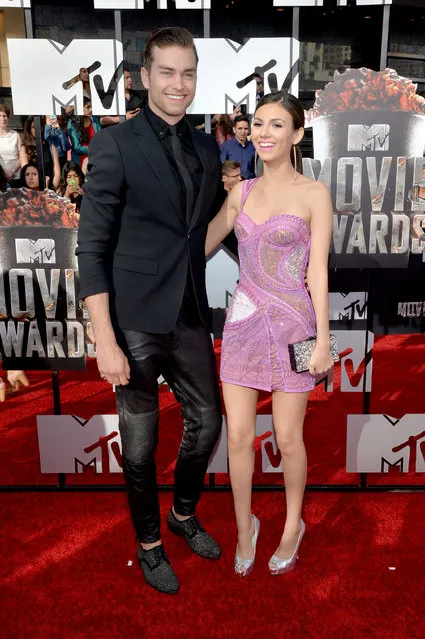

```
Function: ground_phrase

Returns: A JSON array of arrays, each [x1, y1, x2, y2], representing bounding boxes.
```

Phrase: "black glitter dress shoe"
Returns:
[[167, 509, 222, 560], [137, 544, 179, 594]]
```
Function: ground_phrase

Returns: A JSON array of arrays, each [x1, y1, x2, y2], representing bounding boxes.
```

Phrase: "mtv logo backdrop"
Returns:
[[190, 38, 299, 114], [0, 0, 31, 6], [347, 414, 425, 473], [306, 68, 425, 267], [322, 330, 374, 393], [94, 0, 211, 7], [0, 189, 93, 370], [7, 39, 125, 117], [329, 292, 368, 322]]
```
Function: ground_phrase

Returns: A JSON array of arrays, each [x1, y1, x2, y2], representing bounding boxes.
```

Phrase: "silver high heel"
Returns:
[[268, 519, 305, 575], [234, 514, 260, 578]]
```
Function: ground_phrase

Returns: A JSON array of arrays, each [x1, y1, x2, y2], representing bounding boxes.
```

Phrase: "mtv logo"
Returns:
[[323, 330, 374, 393], [206, 247, 239, 310], [189, 38, 299, 115], [94, 0, 210, 7], [0, 0, 31, 6], [329, 292, 368, 321], [347, 414, 425, 473], [8, 39, 125, 116], [208, 415, 279, 474], [347, 124, 390, 152], [38, 415, 122, 473], [15, 238, 56, 264]]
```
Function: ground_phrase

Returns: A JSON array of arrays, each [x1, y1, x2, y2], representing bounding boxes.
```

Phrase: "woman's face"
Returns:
[[67, 170, 80, 185], [251, 103, 303, 163], [83, 102, 92, 117], [30, 120, 36, 138], [0, 111, 9, 129], [25, 166, 39, 190], [80, 68, 89, 82]]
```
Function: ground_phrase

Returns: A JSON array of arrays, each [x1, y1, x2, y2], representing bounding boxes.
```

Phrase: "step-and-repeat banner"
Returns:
[[2, 0, 424, 482]]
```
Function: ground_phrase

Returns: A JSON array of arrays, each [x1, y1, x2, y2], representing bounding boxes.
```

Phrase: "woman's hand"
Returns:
[[308, 343, 334, 376]]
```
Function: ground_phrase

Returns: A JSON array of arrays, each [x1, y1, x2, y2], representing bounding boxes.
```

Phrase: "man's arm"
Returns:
[[77, 130, 130, 385]]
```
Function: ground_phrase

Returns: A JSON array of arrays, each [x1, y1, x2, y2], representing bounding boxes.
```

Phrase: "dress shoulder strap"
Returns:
[[239, 178, 260, 213]]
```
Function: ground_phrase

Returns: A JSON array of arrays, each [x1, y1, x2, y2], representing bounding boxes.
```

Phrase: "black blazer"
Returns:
[[76, 110, 222, 333]]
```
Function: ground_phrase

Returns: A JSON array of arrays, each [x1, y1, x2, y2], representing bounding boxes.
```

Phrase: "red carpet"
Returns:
[[1, 491, 425, 639], [1, 334, 425, 487]]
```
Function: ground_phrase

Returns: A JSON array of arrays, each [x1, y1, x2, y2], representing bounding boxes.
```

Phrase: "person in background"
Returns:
[[0, 104, 25, 187], [20, 162, 44, 190], [253, 73, 265, 104], [100, 68, 145, 127], [67, 98, 101, 172], [220, 114, 256, 179], [20, 116, 60, 189], [222, 160, 242, 193], [0, 164, 7, 192], [212, 114, 234, 146], [57, 161, 85, 215], [44, 115, 72, 171]]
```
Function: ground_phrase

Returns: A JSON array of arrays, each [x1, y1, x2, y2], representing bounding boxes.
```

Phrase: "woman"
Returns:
[[20, 162, 43, 190], [206, 92, 333, 577], [57, 161, 85, 214], [44, 115, 72, 171], [67, 98, 101, 171], [0, 104, 24, 187], [20, 116, 60, 189]]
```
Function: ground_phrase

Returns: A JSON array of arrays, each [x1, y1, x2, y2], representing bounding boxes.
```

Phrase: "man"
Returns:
[[220, 114, 255, 179], [221, 160, 242, 193], [76, 27, 222, 595], [100, 68, 146, 127]]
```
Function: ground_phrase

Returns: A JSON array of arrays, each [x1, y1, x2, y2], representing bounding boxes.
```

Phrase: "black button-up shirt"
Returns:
[[144, 105, 203, 219], [144, 105, 204, 321]]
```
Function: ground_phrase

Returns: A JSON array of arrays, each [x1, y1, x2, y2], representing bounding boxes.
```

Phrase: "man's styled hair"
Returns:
[[143, 27, 198, 72], [222, 160, 241, 176], [233, 114, 250, 126]]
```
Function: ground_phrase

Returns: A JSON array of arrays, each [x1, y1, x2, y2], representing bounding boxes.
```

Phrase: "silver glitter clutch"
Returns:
[[288, 335, 339, 374]]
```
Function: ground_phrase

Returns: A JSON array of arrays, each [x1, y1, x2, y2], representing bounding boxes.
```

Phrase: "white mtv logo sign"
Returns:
[[38, 413, 228, 474], [8, 39, 125, 117], [0, 0, 31, 6], [208, 415, 281, 474], [190, 37, 299, 114], [206, 247, 239, 310], [347, 414, 425, 473], [329, 292, 368, 321], [274, 1, 391, 5]]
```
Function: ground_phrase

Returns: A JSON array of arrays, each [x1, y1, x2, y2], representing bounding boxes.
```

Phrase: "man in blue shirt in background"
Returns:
[[220, 114, 255, 179]]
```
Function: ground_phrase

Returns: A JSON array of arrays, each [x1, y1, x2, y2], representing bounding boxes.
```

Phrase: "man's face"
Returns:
[[124, 71, 133, 91], [222, 167, 242, 192], [234, 120, 249, 144], [141, 45, 197, 125]]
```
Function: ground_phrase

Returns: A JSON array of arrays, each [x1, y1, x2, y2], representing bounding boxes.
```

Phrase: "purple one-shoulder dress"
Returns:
[[220, 178, 316, 393]]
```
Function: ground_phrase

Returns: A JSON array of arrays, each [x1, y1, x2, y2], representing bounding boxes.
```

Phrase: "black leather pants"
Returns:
[[115, 312, 222, 544]]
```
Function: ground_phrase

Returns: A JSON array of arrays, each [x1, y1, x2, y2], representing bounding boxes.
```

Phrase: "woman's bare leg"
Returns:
[[223, 382, 259, 559], [271, 390, 309, 557]]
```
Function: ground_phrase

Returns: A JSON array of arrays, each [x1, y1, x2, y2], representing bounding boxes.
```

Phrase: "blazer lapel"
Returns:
[[132, 111, 185, 225], [188, 128, 211, 232]]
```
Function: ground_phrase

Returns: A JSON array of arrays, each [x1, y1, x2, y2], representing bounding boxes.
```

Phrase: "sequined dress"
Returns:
[[220, 178, 316, 392]]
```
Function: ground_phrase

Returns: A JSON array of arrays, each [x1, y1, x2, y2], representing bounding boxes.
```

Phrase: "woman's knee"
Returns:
[[227, 423, 256, 450], [276, 433, 304, 458]]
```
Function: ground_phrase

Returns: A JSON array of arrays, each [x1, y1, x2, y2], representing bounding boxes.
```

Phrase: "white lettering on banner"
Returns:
[[15, 239, 56, 265], [7, 39, 125, 117], [347, 415, 425, 473], [37, 414, 280, 475], [206, 248, 239, 310], [189, 38, 299, 114], [321, 330, 374, 393], [93, 0, 391, 8], [328, 292, 368, 321], [94, 0, 211, 7], [0, 1, 31, 7]]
